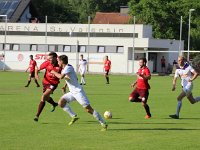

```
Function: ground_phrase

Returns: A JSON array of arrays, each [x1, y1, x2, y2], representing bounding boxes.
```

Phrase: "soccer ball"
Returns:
[[104, 111, 112, 119]]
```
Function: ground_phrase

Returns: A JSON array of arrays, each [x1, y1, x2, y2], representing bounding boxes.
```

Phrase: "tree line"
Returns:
[[32, 0, 200, 50]]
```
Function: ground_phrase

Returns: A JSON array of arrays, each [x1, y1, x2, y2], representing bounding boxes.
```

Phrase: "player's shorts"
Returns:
[[79, 69, 86, 76], [161, 63, 165, 68], [29, 71, 35, 78], [182, 83, 193, 96], [61, 90, 90, 108], [130, 88, 149, 102], [42, 83, 58, 93], [104, 70, 110, 75]]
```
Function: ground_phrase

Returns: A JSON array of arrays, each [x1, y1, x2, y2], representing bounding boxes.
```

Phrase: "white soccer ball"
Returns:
[[104, 111, 112, 119]]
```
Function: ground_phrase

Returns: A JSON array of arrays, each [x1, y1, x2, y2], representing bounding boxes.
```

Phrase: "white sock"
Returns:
[[93, 110, 105, 125], [176, 101, 182, 117], [82, 77, 85, 84], [195, 97, 200, 102], [80, 77, 83, 83], [63, 104, 76, 118]]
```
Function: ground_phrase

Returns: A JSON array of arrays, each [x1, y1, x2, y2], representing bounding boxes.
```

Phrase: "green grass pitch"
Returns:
[[1, 71, 200, 150]]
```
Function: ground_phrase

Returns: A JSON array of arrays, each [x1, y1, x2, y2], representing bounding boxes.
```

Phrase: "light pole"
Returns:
[[0, 15, 7, 71], [187, 9, 195, 61]]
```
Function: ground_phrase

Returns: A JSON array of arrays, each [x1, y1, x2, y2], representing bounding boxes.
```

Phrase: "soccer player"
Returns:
[[129, 58, 152, 119], [34, 52, 62, 122], [161, 56, 166, 73], [78, 54, 87, 85], [51, 55, 108, 131], [169, 56, 200, 119], [104, 56, 111, 84], [25, 55, 40, 87]]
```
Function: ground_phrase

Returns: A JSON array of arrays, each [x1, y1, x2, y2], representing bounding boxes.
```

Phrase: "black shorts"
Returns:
[[161, 64, 165, 68], [30, 71, 35, 78], [104, 70, 109, 76]]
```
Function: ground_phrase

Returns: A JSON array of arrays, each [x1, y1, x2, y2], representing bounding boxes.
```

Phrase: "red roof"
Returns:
[[92, 12, 131, 24]]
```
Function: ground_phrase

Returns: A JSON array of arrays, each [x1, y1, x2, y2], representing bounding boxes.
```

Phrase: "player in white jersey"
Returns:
[[51, 55, 108, 131], [169, 56, 200, 119], [78, 54, 87, 85]]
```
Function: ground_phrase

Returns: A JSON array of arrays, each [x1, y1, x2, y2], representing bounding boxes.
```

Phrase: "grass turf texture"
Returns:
[[1, 71, 200, 150]]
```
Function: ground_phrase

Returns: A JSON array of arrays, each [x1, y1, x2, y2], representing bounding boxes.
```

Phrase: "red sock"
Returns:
[[36, 101, 45, 117]]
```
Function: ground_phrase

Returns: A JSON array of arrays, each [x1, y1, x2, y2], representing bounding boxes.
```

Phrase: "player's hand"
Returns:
[[130, 83, 136, 88], [50, 70, 56, 74], [35, 74, 40, 80], [172, 85, 176, 91], [61, 87, 66, 94], [188, 79, 193, 82]]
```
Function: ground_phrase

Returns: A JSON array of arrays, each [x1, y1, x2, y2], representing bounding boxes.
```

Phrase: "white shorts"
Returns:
[[79, 68, 86, 75], [61, 91, 90, 108], [182, 83, 193, 96]]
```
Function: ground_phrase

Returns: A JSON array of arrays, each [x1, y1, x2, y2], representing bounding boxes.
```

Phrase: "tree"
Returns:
[[128, 0, 200, 50]]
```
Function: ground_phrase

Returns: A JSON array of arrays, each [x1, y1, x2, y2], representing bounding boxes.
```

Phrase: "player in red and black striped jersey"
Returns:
[[34, 52, 62, 122], [25, 55, 40, 87], [129, 58, 152, 119]]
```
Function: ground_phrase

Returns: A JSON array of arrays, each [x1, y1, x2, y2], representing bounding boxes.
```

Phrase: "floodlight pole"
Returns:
[[0, 15, 7, 71], [132, 16, 136, 74], [179, 16, 182, 55], [187, 9, 195, 61], [87, 16, 91, 73]]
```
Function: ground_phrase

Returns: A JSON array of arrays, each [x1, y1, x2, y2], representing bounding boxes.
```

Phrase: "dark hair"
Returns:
[[139, 57, 147, 65], [58, 55, 68, 64], [80, 54, 83, 57], [49, 52, 57, 58], [30, 55, 33, 58]]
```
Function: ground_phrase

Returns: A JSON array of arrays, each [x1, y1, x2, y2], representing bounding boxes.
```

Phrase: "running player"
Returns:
[[25, 55, 40, 87], [78, 54, 87, 85], [51, 55, 108, 131], [104, 56, 111, 84], [34, 52, 62, 122], [129, 57, 152, 119], [169, 56, 200, 119]]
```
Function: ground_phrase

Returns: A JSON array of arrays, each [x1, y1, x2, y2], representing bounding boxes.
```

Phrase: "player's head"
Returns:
[[80, 54, 83, 59], [57, 55, 68, 67], [105, 56, 108, 60], [139, 57, 147, 67], [29, 55, 33, 60], [178, 55, 185, 66], [48, 52, 58, 66]]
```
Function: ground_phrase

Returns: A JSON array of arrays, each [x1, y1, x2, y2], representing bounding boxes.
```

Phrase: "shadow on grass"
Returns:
[[109, 128, 200, 131], [83, 120, 189, 125], [163, 117, 200, 120]]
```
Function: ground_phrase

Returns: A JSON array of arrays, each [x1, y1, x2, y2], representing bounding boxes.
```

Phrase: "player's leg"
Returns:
[[25, 74, 31, 87], [33, 75, 40, 87], [59, 93, 79, 125], [104, 70, 109, 84], [169, 91, 185, 119], [34, 89, 52, 121], [75, 91, 107, 130], [140, 90, 151, 119], [129, 88, 141, 102]]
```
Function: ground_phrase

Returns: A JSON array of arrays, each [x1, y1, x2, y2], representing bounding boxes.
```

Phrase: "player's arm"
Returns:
[[35, 66, 40, 80], [189, 70, 198, 82], [130, 81, 137, 88], [61, 83, 67, 94], [172, 77, 177, 91], [25, 66, 29, 72]]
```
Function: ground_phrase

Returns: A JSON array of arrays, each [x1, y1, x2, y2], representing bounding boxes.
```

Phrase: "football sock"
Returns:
[[63, 104, 76, 117], [106, 77, 109, 83], [82, 77, 85, 84], [176, 101, 182, 117], [34, 79, 40, 86], [36, 101, 45, 117], [47, 97, 57, 107], [195, 96, 200, 102], [25, 80, 31, 86], [93, 110, 106, 124], [143, 104, 151, 116]]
